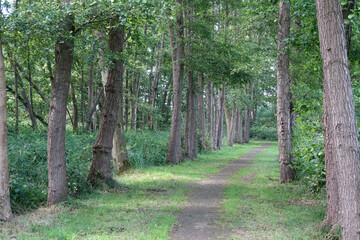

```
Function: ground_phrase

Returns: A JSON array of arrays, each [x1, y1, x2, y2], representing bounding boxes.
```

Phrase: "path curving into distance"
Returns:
[[169, 143, 272, 240]]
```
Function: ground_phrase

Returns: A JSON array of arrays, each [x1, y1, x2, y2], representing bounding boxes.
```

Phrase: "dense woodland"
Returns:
[[0, 0, 360, 239]]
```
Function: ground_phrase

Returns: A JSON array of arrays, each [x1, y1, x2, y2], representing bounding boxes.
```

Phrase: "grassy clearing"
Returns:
[[1, 142, 264, 240], [220, 144, 326, 240]]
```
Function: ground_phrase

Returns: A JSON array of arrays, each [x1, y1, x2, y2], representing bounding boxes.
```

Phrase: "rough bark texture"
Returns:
[[198, 73, 206, 151], [0, 35, 13, 222], [206, 81, 213, 149], [166, 0, 185, 164], [216, 86, 225, 149], [88, 22, 125, 187], [316, 1, 360, 239], [276, 0, 295, 183], [234, 109, 243, 144], [47, 12, 74, 206], [185, 69, 197, 159], [112, 67, 129, 175]]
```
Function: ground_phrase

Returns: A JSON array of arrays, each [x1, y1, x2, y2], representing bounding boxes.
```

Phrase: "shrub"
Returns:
[[250, 125, 277, 141]]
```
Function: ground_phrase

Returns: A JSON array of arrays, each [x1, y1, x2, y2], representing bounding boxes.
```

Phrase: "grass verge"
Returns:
[[1, 142, 264, 239], [220, 143, 326, 240]]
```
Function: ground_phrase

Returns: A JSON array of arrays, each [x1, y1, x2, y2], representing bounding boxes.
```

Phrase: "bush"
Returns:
[[7, 129, 95, 212], [125, 130, 169, 168], [250, 125, 277, 141]]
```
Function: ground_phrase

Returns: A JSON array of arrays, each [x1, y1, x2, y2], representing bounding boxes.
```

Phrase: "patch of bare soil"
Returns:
[[169, 143, 272, 240]]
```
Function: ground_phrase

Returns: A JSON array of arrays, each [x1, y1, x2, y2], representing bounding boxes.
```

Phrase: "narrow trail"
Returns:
[[169, 143, 272, 240]]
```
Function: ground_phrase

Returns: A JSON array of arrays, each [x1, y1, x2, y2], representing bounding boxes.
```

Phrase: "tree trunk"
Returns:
[[166, 0, 185, 164], [213, 86, 219, 149], [276, 0, 295, 183], [235, 109, 243, 144], [80, 65, 85, 128], [228, 105, 236, 147], [198, 73, 206, 151], [185, 69, 197, 159], [47, 9, 74, 206], [243, 107, 250, 143], [124, 69, 129, 131], [0, 32, 13, 222], [88, 21, 125, 187], [216, 86, 225, 149], [225, 105, 231, 141], [70, 83, 78, 131], [316, 0, 360, 238], [85, 57, 95, 131], [112, 80, 129, 174], [206, 81, 213, 149]]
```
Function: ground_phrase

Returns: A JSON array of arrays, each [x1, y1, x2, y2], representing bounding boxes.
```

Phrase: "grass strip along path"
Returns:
[[1, 142, 325, 239]]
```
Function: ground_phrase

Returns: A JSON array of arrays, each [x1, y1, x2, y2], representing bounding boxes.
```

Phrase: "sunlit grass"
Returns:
[[2, 142, 264, 239], [220, 144, 326, 240]]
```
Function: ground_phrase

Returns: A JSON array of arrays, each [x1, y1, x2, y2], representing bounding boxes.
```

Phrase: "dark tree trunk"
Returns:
[[342, 0, 357, 54], [70, 83, 79, 131], [0, 32, 13, 222], [316, 0, 360, 238], [216, 86, 225, 149], [276, 0, 295, 183], [206, 81, 213, 149], [198, 73, 206, 151], [88, 22, 125, 187], [185, 69, 197, 159], [243, 107, 250, 143], [85, 57, 95, 132], [47, 9, 74, 206], [166, 0, 185, 164]]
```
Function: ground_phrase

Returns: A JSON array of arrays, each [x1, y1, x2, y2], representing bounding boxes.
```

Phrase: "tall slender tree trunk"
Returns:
[[85, 58, 95, 132], [88, 22, 125, 187], [228, 105, 236, 147], [47, 6, 74, 206], [213, 86, 218, 149], [0, 32, 13, 222], [206, 81, 213, 149], [276, 0, 295, 183], [198, 73, 206, 151], [243, 107, 250, 143], [316, 0, 360, 238], [70, 83, 78, 131], [166, 0, 185, 164], [124, 69, 129, 131], [236, 109, 243, 144], [216, 86, 225, 149]]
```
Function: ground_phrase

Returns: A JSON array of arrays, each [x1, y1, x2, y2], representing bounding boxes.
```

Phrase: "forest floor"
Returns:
[[1, 142, 328, 240]]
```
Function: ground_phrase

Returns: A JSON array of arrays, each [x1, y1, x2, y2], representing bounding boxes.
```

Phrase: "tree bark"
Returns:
[[243, 107, 250, 143], [47, 6, 74, 206], [235, 108, 243, 144], [276, 0, 295, 183], [228, 105, 236, 146], [206, 81, 213, 149], [0, 33, 13, 222], [124, 69, 129, 131], [213, 86, 219, 149], [88, 21, 125, 187], [166, 0, 185, 164], [316, 0, 360, 238], [216, 86, 225, 149], [70, 83, 79, 131], [198, 73, 206, 151]]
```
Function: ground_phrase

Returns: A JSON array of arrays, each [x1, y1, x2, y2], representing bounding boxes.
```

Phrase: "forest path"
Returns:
[[169, 143, 272, 240]]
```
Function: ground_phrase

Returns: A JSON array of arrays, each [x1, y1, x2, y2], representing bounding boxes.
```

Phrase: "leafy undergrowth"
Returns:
[[1, 142, 263, 239], [220, 144, 327, 240]]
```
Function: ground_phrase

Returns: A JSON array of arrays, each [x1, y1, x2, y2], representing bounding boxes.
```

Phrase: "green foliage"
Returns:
[[250, 125, 277, 141], [251, 105, 277, 141], [125, 130, 169, 168], [7, 129, 96, 212]]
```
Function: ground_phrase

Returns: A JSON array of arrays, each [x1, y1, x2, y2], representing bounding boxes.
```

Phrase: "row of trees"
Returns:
[[276, 0, 360, 239], [0, 0, 274, 222]]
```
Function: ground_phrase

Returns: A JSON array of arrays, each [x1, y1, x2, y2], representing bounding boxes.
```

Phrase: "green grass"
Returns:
[[2, 142, 264, 240], [220, 144, 326, 240]]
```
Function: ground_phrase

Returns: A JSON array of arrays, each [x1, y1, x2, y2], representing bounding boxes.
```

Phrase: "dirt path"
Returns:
[[169, 143, 272, 240]]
